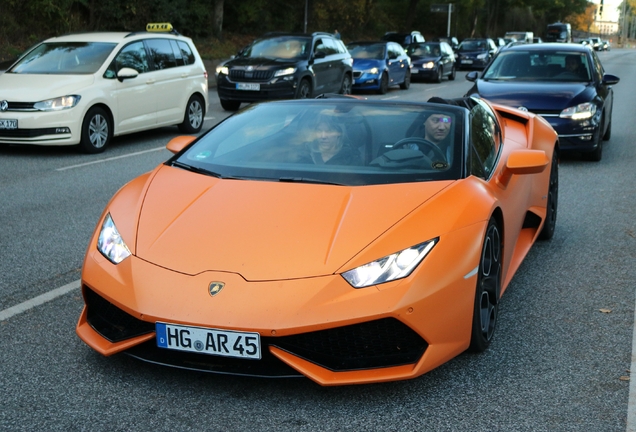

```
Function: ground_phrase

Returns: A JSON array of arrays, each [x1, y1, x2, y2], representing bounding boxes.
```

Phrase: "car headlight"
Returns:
[[559, 102, 597, 120], [368, 67, 379, 74], [423, 61, 435, 69], [33, 95, 80, 111], [97, 213, 131, 264], [477, 53, 488, 59], [342, 239, 438, 288], [274, 67, 297, 77], [216, 65, 229, 75]]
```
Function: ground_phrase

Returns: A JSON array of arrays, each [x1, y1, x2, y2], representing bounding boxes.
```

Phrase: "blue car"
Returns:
[[347, 41, 411, 94], [465, 43, 619, 161], [456, 38, 498, 70]]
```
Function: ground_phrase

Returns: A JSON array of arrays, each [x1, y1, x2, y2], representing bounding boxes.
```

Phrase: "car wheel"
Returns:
[[538, 149, 558, 241], [469, 217, 502, 353], [434, 66, 442, 83], [220, 99, 241, 111], [400, 69, 411, 89], [296, 79, 312, 99], [340, 74, 352, 95], [582, 116, 604, 162], [378, 73, 389, 94], [79, 106, 111, 154], [448, 65, 456, 81], [603, 118, 612, 140], [178, 95, 204, 133]]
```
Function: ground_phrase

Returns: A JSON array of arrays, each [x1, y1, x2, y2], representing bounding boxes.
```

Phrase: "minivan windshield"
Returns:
[[10, 42, 116, 74]]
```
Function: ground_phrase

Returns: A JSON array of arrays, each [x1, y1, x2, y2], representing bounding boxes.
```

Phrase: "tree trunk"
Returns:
[[404, 0, 420, 32], [213, 0, 224, 39]]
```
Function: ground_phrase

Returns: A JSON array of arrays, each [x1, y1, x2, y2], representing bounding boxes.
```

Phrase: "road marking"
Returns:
[[56, 146, 166, 171], [381, 96, 399, 100], [0, 280, 80, 322], [627, 295, 636, 431]]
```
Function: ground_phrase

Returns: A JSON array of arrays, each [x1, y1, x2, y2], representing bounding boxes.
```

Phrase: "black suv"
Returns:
[[216, 32, 353, 111]]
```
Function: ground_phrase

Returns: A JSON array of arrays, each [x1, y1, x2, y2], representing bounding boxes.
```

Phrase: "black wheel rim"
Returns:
[[299, 82, 310, 98], [342, 76, 352, 94], [479, 223, 501, 342]]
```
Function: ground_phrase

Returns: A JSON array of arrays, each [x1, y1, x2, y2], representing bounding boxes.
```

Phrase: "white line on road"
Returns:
[[0, 280, 80, 322], [56, 146, 166, 171]]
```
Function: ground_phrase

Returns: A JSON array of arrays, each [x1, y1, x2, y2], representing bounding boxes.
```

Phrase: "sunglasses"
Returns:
[[430, 116, 452, 124]]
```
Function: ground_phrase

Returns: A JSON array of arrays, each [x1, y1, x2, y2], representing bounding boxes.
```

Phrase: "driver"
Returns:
[[400, 112, 452, 161]]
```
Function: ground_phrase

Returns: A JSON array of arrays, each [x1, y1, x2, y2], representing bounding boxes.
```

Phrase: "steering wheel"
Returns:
[[393, 137, 447, 161]]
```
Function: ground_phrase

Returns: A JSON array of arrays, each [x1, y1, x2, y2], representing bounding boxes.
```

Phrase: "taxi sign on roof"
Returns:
[[147, 23, 173, 32]]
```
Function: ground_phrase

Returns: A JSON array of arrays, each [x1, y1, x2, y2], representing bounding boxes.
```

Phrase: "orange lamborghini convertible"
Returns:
[[77, 96, 558, 386]]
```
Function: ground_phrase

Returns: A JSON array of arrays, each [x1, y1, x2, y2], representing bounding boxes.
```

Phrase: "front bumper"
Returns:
[[538, 113, 601, 153], [458, 57, 489, 69], [77, 222, 482, 385], [217, 75, 298, 102], [0, 108, 83, 146], [352, 72, 382, 90], [411, 66, 438, 80]]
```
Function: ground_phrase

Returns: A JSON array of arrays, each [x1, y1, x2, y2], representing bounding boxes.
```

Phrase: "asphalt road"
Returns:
[[1, 49, 635, 431]]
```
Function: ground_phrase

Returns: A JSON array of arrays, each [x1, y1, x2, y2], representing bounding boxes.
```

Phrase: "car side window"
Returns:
[[469, 103, 500, 179], [322, 38, 339, 56], [105, 41, 149, 78], [170, 40, 195, 66], [591, 51, 603, 80], [146, 38, 177, 70], [314, 39, 327, 56]]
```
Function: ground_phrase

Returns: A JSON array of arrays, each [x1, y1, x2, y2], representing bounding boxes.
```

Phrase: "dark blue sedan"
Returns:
[[465, 43, 619, 161], [456, 38, 498, 69], [406, 41, 456, 82], [347, 41, 411, 94]]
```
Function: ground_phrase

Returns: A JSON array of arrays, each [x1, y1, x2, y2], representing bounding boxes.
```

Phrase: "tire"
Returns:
[[220, 99, 241, 111], [340, 74, 352, 95], [603, 118, 612, 141], [434, 66, 442, 83], [79, 106, 111, 154], [582, 116, 604, 162], [296, 79, 312, 99], [538, 149, 558, 240], [448, 65, 456, 81], [469, 217, 502, 353], [378, 73, 389, 94], [178, 95, 204, 133], [400, 69, 411, 89]]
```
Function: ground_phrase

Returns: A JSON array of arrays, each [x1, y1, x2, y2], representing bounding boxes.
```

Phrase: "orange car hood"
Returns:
[[135, 166, 453, 280]]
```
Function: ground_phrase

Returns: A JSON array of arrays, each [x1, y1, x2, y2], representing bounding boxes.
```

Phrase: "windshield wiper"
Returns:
[[279, 177, 344, 185], [171, 161, 224, 178]]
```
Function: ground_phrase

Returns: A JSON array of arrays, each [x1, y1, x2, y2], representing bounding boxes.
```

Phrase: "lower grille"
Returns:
[[0, 127, 64, 138], [229, 69, 273, 81], [84, 286, 154, 342], [272, 318, 427, 371]]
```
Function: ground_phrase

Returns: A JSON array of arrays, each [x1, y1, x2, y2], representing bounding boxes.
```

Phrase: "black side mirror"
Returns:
[[466, 71, 479, 82]]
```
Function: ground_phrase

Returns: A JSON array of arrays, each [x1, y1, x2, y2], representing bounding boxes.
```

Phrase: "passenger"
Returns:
[[303, 119, 361, 165], [564, 54, 582, 73]]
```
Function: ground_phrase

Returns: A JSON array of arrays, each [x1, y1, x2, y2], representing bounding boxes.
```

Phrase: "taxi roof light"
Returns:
[[146, 23, 174, 32]]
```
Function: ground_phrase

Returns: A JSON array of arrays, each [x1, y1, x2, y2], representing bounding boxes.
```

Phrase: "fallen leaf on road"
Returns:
[[620, 376, 630, 381], [599, 309, 612, 313]]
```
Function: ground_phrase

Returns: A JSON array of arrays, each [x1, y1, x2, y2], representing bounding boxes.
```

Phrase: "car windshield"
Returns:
[[459, 40, 486, 51], [9, 42, 116, 74], [347, 43, 386, 60], [173, 100, 466, 186], [407, 43, 440, 57], [240, 36, 311, 60], [483, 50, 592, 82]]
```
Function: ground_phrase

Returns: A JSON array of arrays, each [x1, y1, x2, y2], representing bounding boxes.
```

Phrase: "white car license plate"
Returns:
[[461, 59, 473, 64], [0, 119, 17, 129], [156, 322, 261, 359], [236, 82, 260, 91]]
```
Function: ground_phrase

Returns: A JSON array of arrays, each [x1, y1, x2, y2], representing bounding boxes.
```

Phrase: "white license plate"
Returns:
[[0, 119, 17, 129], [156, 322, 261, 359], [461, 59, 473, 64], [236, 82, 260, 91]]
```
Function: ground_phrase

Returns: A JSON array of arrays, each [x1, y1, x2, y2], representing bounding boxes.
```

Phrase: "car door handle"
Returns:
[[181, 73, 188, 78], [146, 78, 156, 84]]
